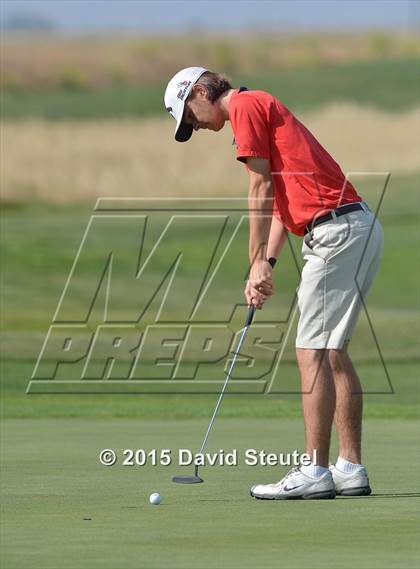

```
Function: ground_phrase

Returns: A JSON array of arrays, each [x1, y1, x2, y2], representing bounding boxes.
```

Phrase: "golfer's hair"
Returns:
[[192, 71, 232, 102]]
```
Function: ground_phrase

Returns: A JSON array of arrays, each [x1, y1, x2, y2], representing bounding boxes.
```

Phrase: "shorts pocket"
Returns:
[[310, 221, 352, 261]]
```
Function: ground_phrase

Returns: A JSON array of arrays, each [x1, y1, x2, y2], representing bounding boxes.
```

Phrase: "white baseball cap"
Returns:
[[164, 66, 208, 142]]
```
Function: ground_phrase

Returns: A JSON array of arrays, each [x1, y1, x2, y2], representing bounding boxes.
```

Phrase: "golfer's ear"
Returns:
[[193, 84, 206, 99], [246, 157, 271, 181]]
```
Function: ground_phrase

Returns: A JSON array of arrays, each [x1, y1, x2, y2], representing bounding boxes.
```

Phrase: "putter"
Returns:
[[172, 303, 256, 484]]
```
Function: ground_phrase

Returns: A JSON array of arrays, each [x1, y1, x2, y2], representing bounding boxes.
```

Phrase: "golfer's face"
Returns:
[[183, 90, 224, 132]]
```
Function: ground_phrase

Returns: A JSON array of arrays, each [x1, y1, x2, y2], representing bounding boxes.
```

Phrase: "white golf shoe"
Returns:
[[330, 464, 372, 496], [250, 467, 336, 500]]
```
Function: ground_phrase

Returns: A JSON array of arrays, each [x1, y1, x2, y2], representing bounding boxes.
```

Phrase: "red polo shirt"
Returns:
[[229, 89, 362, 236]]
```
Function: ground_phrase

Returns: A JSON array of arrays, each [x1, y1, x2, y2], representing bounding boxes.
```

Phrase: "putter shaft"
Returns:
[[197, 304, 256, 456]]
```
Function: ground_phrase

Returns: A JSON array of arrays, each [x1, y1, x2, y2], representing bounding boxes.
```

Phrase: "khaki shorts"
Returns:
[[296, 203, 384, 349]]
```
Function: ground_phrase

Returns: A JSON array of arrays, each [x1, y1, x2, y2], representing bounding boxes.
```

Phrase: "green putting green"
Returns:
[[1, 418, 419, 569]]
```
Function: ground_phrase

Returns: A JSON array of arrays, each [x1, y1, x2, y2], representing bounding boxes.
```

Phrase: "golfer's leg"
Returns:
[[328, 214, 384, 465], [330, 344, 363, 464], [296, 348, 335, 467]]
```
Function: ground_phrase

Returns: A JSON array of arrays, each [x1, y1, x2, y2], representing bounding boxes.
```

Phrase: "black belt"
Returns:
[[305, 202, 365, 235]]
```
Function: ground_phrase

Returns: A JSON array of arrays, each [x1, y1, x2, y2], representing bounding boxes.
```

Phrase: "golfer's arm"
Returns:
[[267, 215, 288, 260], [246, 158, 274, 264]]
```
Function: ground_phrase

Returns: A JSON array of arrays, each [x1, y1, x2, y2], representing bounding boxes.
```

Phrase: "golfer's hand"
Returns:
[[245, 260, 274, 309]]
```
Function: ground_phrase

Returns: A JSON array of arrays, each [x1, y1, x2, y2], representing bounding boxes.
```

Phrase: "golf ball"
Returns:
[[149, 492, 162, 505]]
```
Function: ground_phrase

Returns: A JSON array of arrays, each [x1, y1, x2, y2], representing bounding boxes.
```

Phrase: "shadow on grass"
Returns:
[[343, 492, 420, 499], [198, 493, 420, 502]]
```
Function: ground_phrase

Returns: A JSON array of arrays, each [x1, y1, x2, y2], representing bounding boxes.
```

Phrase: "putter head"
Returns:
[[172, 475, 203, 484]]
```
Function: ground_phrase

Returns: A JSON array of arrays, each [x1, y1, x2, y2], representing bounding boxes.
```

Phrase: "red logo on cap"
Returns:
[[176, 80, 192, 101]]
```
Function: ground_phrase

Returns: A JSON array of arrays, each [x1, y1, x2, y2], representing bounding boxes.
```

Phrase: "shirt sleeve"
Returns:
[[231, 95, 271, 164]]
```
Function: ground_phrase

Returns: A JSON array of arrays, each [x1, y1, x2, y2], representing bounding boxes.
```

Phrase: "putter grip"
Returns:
[[245, 304, 256, 327]]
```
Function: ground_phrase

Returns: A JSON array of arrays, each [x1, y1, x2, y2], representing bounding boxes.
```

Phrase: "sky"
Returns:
[[0, 0, 418, 34]]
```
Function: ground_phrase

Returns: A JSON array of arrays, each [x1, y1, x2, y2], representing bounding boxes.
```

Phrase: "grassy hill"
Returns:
[[2, 58, 418, 120]]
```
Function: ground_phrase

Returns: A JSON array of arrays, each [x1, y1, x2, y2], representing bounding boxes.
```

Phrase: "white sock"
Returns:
[[336, 456, 362, 473], [300, 463, 329, 478]]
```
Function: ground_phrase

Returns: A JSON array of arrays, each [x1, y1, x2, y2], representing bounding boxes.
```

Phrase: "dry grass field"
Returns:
[[1, 104, 418, 202], [1, 32, 417, 90]]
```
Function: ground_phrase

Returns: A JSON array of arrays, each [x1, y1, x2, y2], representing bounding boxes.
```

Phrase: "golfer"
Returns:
[[164, 67, 384, 499]]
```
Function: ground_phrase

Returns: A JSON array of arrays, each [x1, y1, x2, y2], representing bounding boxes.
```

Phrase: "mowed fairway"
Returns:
[[1, 418, 419, 569]]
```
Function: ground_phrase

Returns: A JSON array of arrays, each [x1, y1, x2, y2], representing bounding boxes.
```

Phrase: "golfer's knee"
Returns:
[[328, 347, 348, 373], [296, 347, 328, 367]]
